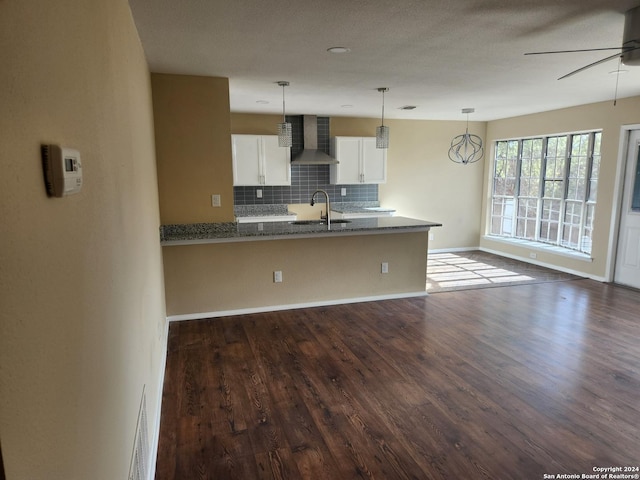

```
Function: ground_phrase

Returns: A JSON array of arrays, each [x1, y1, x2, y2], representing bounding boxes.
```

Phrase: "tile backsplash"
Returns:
[[233, 116, 378, 206]]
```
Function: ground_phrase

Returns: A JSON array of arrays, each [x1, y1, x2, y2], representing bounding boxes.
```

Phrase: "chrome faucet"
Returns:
[[310, 189, 331, 228]]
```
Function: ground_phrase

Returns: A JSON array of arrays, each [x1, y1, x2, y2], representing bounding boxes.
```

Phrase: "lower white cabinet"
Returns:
[[232, 134, 291, 186], [330, 136, 387, 184]]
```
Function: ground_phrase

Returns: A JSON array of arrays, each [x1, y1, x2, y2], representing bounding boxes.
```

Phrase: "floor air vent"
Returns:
[[129, 388, 149, 480]]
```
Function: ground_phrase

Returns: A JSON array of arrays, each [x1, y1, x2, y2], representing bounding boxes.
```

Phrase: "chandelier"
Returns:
[[448, 108, 483, 164]]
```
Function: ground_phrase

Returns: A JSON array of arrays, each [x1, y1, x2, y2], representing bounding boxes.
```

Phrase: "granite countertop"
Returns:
[[329, 201, 395, 214], [161, 216, 442, 245]]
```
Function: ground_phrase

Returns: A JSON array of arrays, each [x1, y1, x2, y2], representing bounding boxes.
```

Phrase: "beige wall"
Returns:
[[231, 113, 284, 135], [481, 96, 640, 279], [0, 1, 166, 479], [367, 118, 485, 250], [163, 233, 429, 316], [231, 113, 485, 245], [152, 74, 235, 224]]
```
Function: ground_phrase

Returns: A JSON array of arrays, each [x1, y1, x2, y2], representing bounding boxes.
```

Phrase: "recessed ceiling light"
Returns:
[[256, 100, 269, 104], [399, 105, 417, 110], [609, 69, 629, 75], [341, 104, 354, 108], [327, 46, 351, 54]]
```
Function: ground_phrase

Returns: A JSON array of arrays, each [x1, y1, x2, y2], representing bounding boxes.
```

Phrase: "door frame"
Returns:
[[606, 123, 640, 282]]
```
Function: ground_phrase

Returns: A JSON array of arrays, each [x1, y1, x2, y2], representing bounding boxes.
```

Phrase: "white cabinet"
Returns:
[[232, 134, 291, 186], [330, 136, 386, 184]]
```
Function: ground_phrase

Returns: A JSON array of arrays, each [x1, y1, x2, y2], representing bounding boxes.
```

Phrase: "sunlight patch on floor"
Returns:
[[427, 253, 534, 289]]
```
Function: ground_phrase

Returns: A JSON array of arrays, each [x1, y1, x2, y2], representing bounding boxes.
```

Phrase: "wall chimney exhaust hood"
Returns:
[[291, 115, 338, 165]]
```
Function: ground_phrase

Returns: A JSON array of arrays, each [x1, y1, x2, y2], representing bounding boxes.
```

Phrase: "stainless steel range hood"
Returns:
[[291, 115, 338, 165]]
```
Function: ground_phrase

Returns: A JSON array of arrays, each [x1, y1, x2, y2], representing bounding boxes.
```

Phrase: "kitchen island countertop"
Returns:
[[161, 216, 442, 246]]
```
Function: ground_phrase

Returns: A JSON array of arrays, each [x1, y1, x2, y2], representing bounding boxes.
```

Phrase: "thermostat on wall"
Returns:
[[41, 144, 83, 197]]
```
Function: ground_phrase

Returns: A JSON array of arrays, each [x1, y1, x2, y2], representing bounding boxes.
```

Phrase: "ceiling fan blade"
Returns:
[[557, 46, 639, 80], [525, 47, 623, 55]]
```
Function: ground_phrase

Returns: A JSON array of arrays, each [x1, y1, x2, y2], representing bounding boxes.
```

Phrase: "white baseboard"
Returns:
[[147, 317, 169, 480], [167, 291, 429, 322], [428, 246, 480, 254], [479, 246, 605, 281]]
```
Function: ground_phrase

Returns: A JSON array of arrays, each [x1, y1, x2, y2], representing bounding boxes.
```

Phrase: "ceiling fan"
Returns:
[[525, 5, 640, 80]]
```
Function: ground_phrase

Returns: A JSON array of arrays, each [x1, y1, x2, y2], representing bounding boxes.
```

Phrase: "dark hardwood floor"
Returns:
[[155, 279, 640, 479]]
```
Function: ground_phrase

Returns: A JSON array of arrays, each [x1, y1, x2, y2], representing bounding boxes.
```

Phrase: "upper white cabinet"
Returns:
[[330, 136, 387, 184], [232, 134, 291, 186]]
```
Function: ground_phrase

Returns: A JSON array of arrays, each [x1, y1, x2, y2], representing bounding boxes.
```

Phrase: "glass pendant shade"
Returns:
[[376, 125, 389, 148], [277, 81, 292, 147], [376, 87, 389, 149], [277, 122, 292, 147]]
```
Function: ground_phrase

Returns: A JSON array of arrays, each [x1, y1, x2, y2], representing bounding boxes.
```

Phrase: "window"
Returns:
[[490, 131, 601, 255]]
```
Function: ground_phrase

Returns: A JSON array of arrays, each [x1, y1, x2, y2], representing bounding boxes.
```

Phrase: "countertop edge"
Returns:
[[161, 225, 435, 246]]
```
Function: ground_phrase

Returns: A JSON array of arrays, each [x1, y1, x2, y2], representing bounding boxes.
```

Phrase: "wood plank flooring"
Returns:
[[154, 279, 640, 479]]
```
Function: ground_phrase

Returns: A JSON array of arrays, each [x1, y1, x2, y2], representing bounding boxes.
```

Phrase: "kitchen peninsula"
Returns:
[[150, 75, 444, 321], [161, 217, 441, 319]]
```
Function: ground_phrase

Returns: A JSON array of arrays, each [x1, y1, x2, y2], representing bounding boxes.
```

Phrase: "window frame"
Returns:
[[488, 130, 601, 255]]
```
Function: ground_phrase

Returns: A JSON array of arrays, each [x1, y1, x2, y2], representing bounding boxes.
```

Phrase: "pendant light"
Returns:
[[448, 108, 483, 164], [277, 81, 292, 147], [376, 87, 389, 149]]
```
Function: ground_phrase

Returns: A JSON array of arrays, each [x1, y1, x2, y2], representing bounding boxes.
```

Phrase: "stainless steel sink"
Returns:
[[289, 219, 351, 225]]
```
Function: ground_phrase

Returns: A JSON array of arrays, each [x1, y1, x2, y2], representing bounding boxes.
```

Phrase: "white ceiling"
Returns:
[[128, 0, 640, 121]]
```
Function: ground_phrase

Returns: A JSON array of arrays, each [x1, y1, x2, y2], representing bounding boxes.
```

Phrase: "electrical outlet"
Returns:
[[381, 262, 389, 274], [341, 187, 347, 196], [256, 189, 263, 198], [211, 194, 221, 207], [529, 252, 537, 259], [273, 270, 283, 283]]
